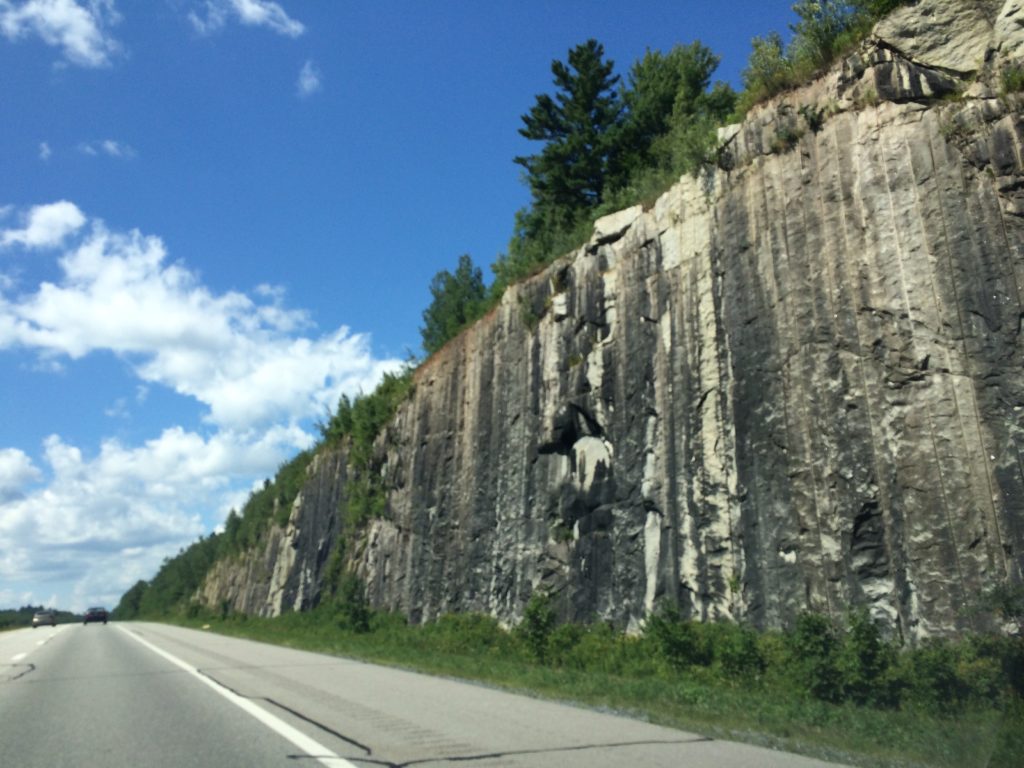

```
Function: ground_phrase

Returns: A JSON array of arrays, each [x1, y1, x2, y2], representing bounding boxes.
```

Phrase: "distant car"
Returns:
[[32, 610, 56, 628], [83, 607, 108, 625]]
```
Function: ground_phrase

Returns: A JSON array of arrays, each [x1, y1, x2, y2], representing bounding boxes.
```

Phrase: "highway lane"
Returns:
[[0, 623, 342, 767], [0, 621, 850, 767], [0, 623, 65, 683]]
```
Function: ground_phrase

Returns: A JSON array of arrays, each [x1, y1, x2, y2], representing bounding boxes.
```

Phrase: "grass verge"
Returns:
[[161, 608, 1023, 768]]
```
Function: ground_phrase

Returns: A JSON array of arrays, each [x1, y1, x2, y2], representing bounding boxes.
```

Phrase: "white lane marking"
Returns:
[[117, 626, 356, 768], [33, 625, 64, 648], [10, 626, 63, 661]]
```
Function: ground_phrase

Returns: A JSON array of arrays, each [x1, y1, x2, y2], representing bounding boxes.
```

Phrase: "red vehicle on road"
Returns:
[[83, 607, 108, 625]]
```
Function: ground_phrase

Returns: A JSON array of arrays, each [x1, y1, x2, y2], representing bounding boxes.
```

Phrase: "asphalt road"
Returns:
[[0, 621, 850, 767]]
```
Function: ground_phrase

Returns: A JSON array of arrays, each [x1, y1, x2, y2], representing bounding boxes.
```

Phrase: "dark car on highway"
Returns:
[[83, 607, 108, 625]]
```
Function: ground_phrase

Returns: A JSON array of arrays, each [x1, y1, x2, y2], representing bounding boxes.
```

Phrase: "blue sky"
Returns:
[[0, 0, 796, 612]]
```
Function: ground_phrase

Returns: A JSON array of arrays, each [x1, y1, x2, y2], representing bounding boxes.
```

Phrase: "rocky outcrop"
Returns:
[[198, 450, 348, 615], [199, 1, 1024, 641]]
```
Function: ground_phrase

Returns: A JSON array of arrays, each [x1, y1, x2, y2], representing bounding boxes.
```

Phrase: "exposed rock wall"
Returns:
[[200, 2, 1024, 640], [197, 450, 348, 616]]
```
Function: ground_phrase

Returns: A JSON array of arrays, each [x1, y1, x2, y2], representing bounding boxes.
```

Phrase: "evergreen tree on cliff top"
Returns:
[[420, 254, 487, 355], [514, 39, 623, 228], [499, 40, 622, 290], [617, 42, 735, 183], [498, 39, 732, 293]]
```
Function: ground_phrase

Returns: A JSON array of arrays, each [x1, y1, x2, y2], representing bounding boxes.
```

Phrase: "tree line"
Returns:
[[418, 0, 915, 356]]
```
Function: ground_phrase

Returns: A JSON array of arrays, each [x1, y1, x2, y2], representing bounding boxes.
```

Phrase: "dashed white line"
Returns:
[[117, 626, 357, 768], [11, 653, 26, 662]]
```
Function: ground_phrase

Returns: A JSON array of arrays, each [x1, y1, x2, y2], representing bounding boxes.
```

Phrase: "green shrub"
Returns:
[[837, 609, 900, 707], [798, 103, 827, 133], [1003, 65, 1024, 95], [714, 622, 767, 679], [546, 622, 586, 666], [979, 634, 1024, 699], [736, 0, 916, 117], [900, 640, 973, 714], [890, 635, 1023, 714], [979, 582, 1024, 631], [335, 573, 370, 633], [321, 536, 346, 599], [771, 123, 805, 154], [322, 367, 415, 527], [368, 610, 408, 635], [644, 605, 714, 671], [420, 613, 513, 656], [789, 0, 860, 74], [962, 634, 1024, 704], [517, 592, 557, 663], [736, 33, 793, 114], [787, 612, 843, 703]]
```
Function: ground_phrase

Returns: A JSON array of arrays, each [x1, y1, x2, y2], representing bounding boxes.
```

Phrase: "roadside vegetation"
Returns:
[[146, 590, 1024, 768]]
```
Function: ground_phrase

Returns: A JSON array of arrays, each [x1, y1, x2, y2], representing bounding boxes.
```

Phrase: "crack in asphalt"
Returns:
[[0, 663, 36, 682], [322, 737, 714, 768], [397, 737, 715, 767], [197, 668, 374, 757], [186, 648, 723, 768], [196, 667, 712, 768]]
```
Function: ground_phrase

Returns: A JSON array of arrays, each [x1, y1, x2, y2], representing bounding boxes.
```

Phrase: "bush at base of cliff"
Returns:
[[896, 635, 1024, 716], [835, 609, 901, 708], [711, 622, 768, 679], [643, 605, 715, 672], [516, 592, 557, 664], [421, 613, 515, 657], [334, 574, 370, 633]]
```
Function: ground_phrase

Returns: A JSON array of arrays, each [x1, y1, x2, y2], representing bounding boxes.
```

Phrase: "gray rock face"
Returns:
[[199, 6, 1024, 640], [198, 451, 347, 617]]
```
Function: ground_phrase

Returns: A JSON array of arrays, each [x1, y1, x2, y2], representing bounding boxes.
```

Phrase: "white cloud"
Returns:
[[0, 200, 86, 249], [2, 213, 400, 428], [104, 396, 128, 418], [189, 0, 303, 38], [0, 448, 41, 502], [0, 200, 403, 611], [0, 0, 121, 67], [297, 59, 320, 97], [0, 423, 315, 610], [100, 138, 133, 157], [78, 138, 135, 158], [39, 141, 51, 160]]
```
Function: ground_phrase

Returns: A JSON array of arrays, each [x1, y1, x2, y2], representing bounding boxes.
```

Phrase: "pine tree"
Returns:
[[514, 39, 623, 227], [420, 254, 487, 355]]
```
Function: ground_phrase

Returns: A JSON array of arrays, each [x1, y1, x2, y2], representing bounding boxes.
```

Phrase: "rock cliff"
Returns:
[[199, 1, 1024, 641]]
